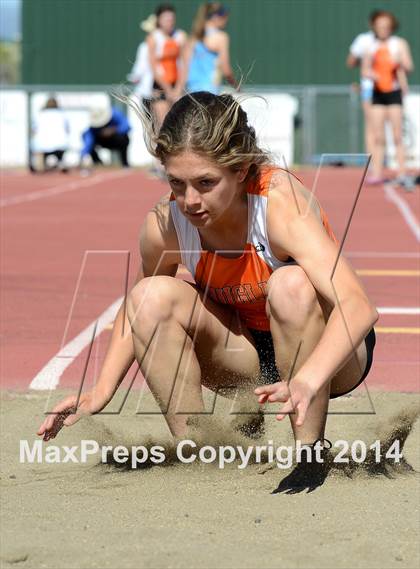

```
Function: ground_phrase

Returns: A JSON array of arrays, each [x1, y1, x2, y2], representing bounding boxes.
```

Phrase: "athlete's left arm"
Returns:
[[265, 182, 379, 391], [397, 38, 414, 74]]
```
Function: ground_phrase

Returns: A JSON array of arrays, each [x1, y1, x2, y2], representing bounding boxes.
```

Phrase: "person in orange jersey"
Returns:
[[147, 4, 187, 127], [362, 11, 414, 190], [38, 93, 378, 487]]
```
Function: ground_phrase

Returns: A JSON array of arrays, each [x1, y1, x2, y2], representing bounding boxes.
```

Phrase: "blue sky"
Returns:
[[0, 0, 21, 41]]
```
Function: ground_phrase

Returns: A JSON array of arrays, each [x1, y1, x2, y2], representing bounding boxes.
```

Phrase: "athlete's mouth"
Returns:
[[186, 211, 208, 217]]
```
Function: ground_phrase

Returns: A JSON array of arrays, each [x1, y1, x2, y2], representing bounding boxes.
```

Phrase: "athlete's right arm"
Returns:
[[361, 51, 375, 81], [346, 53, 359, 68], [37, 200, 180, 440], [217, 32, 238, 89]]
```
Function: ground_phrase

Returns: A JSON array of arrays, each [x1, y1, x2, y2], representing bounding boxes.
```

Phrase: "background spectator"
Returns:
[[186, 2, 237, 94], [361, 10, 414, 189], [147, 4, 187, 127], [30, 96, 69, 173], [81, 103, 131, 169]]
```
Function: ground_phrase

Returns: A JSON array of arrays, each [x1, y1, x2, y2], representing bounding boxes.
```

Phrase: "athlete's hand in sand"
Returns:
[[254, 378, 316, 426], [36, 388, 110, 441]]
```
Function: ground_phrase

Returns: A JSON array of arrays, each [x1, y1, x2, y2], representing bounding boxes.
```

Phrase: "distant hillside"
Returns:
[[0, 41, 21, 84]]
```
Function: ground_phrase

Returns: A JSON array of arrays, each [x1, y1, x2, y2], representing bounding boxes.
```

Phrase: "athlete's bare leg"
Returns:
[[266, 266, 368, 444], [362, 100, 375, 156], [127, 276, 261, 437], [152, 100, 170, 129], [387, 105, 406, 176], [370, 105, 387, 179]]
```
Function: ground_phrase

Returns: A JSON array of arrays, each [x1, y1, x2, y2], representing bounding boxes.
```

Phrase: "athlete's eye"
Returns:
[[169, 178, 184, 190], [200, 178, 217, 187]]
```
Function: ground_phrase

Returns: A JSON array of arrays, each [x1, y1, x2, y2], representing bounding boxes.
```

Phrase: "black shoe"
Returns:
[[272, 439, 333, 494]]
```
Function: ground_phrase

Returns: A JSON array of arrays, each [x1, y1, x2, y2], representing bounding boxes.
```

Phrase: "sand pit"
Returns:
[[1, 389, 419, 569]]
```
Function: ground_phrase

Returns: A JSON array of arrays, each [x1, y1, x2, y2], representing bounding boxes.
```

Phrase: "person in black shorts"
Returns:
[[362, 11, 415, 190]]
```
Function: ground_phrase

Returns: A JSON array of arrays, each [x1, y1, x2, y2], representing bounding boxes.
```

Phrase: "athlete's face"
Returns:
[[372, 16, 393, 40], [158, 10, 176, 35], [165, 151, 247, 227], [212, 14, 229, 29]]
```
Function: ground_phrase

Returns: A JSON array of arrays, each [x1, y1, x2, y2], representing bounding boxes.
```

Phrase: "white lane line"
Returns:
[[377, 307, 420, 315], [346, 251, 419, 258], [0, 170, 133, 207], [383, 183, 420, 242], [29, 297, 123, 390]]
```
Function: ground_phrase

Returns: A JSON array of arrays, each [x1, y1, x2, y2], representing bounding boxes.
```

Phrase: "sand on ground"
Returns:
[[1, 388, 419, 569]]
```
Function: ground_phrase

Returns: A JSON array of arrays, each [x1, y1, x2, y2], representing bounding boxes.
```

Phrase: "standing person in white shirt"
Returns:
[[30, 96, 69, 173], [347, 11, 379, 157]]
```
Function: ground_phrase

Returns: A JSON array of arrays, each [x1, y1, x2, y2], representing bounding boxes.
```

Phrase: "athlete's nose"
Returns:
[[184, 185, 202, 212]]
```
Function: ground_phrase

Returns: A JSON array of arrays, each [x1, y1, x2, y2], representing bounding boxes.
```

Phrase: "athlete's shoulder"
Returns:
[[139, 192, 181, 271], [350, 31, 374, 55], [141, 191, 177, 246], [392, 35, 408, 49], [265, 167, 321, 222], [208, 29, 228, 49], [174, 29, 187, 44], [249, 165, 306, 198]]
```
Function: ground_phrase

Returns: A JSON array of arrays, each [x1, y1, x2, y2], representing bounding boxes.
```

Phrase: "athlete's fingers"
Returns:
[[37, 415, 51, 435], [38, 414, 56, 435], [37, 396, 78, 436], [267, 386, 290, 403], [41, 407, 77, 441], [42, 409, 74, 441], [257, 393, 267, 404], [276, 399, 295, 421], [294, 400, 309, 427], [254, 383, 280, 396], [63, 412, 82, 427]]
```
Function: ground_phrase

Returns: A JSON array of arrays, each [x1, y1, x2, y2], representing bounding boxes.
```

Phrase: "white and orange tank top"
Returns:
[[169, 167, 338, 331], [369, 36, 401, 93], [151, 28, 183, 84]]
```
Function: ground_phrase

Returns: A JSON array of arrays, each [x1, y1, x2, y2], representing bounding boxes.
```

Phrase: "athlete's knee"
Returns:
[[128, 276, 177, 326], [374, 132, 385, 146], [266, 266, 319, 323]]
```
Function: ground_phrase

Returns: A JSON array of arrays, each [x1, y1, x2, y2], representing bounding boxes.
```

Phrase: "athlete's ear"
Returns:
[[236, 165, 250, 183]]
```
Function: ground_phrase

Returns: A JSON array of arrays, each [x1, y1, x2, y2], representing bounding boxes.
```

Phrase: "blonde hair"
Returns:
[[136, 91, 270, 178]]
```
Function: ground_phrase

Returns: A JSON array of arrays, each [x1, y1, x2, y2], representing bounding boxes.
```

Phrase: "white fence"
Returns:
[[1, 85, 419, 169]]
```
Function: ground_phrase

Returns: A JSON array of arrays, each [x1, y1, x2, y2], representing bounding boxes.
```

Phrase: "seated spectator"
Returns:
[[30, 96, 69, 173], [81, 104, 131, 168]]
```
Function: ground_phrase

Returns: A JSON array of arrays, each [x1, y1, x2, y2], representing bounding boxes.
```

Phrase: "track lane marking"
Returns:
[[383, 183, 420, 242], [356, 269, 419, 276], [29, 297, 123, 390], [1, 170, 134, 207], [375, 327, 420, 334]]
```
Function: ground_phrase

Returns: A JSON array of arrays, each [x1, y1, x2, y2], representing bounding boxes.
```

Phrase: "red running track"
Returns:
[[1, 167, 419, 394]]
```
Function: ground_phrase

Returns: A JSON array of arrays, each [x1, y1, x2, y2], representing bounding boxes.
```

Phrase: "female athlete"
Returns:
[[38, 92, 378, 449], [186, 2, 237, 94], [147, 4, 187, 127], [361, 11, 414, 189]]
